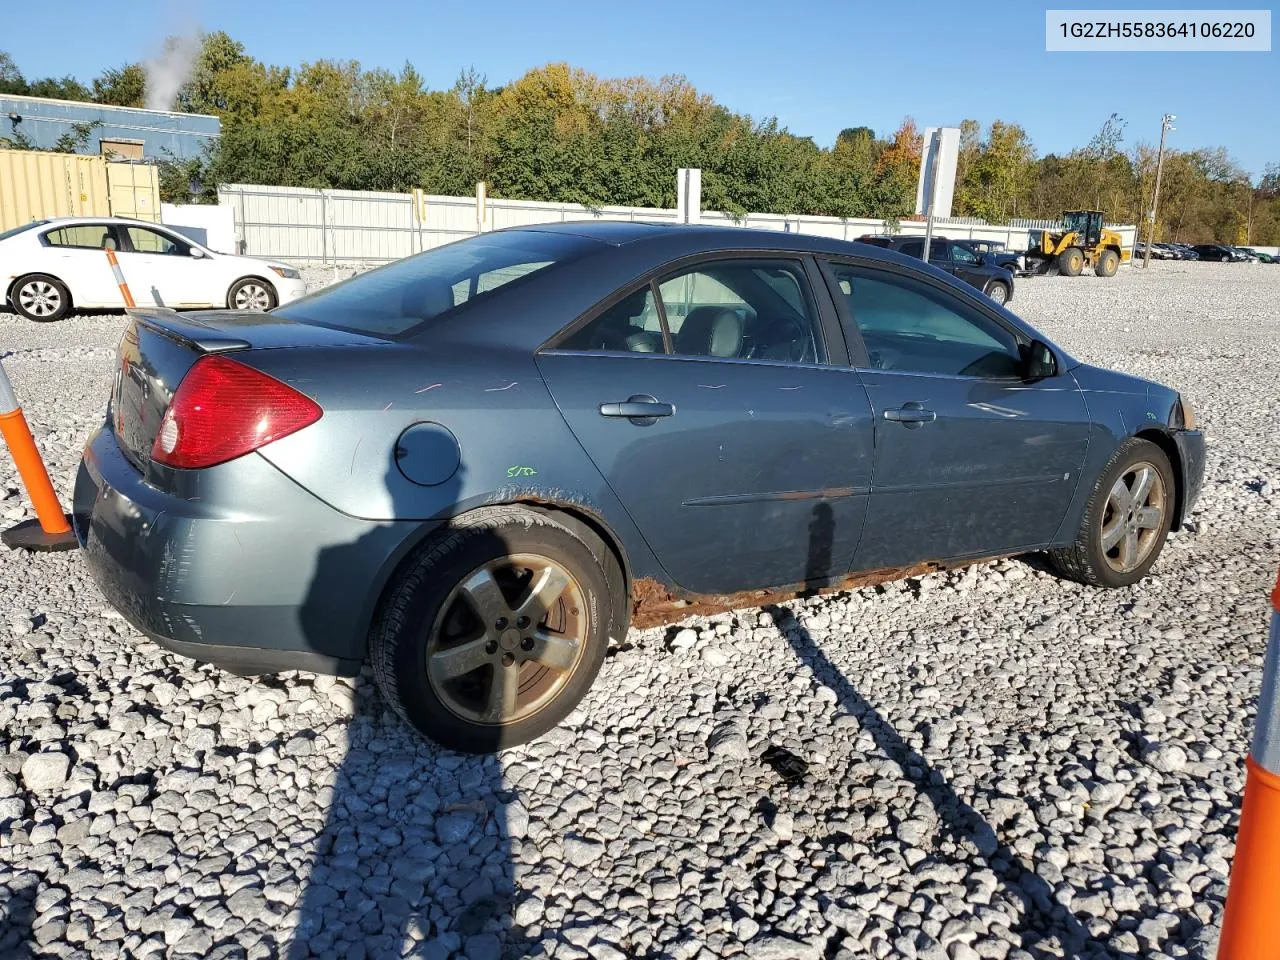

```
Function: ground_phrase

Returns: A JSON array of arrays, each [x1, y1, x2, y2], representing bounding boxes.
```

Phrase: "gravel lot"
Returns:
[[1, 260, 1278, 960]]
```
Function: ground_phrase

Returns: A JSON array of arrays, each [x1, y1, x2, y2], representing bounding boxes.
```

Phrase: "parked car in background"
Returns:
[[1235, 247, 1275, 263], [1, 217, 306, 322], [1169, 244, 1199, 260], [857, 235, 1015, 304], [952, 239, 1024, 275], [74, 222, 1203, 752], [1136, 242, 1178, 261], [1192, 244, 1247, 263]]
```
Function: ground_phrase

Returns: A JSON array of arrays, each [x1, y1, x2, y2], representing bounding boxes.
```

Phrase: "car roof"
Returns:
[[504, 220, 944, 260], [853, 234, 948, 245], [26, 216, 178, 228], [498, 220, 675, 244]]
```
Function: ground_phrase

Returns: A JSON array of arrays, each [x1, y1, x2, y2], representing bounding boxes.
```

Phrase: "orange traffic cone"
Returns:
[[105, 247, 136, 308], [0, 358, 77, 552], [1217, 569, 1280, 959]]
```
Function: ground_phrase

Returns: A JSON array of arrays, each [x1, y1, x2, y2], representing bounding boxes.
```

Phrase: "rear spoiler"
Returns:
[[125, 308, 251, 355]]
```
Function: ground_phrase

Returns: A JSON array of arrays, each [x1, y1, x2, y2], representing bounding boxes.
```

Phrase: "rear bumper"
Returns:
[[73, 425, 418, 676], [1173, 429, 1206, 527]]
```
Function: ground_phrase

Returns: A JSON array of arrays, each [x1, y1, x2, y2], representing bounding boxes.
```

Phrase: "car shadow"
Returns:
[[0, 882, 36, 958], [287, 460, 521, 959], [763, 501, 1131, 960]]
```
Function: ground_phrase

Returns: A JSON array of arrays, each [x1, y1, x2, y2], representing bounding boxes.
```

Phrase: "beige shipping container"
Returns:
[[0, 149, 160, 231], [105, 160, 160, 221]]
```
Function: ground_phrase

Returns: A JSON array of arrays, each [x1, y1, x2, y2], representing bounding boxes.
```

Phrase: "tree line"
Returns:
[[2, 36, 1278, 244]]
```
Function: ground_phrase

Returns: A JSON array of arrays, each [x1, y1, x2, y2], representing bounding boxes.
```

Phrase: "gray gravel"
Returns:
[[1, 260, 1278, 959]]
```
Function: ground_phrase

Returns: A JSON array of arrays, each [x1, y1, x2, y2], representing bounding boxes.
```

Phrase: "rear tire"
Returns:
[[10, 274, 71, 322], [228, 277, 277, 312], [1095, 249, 1119, 277], [1047, 438, 1176, 588], [1058, 248, 1085, 277], [369, 505, 627, 753]]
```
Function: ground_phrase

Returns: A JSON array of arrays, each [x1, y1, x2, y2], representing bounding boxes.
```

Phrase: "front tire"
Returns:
[[228, 277, 277, 312], [11, 274, 70, 322], [1047, 438, 1175, 588], [370, 506, 626, 753], [1058, 248, 1085, 277], [986, 280, 1010, 305]]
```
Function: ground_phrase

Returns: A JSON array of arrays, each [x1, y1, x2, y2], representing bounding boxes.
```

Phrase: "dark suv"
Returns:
[[858, 235, 1015, 304]]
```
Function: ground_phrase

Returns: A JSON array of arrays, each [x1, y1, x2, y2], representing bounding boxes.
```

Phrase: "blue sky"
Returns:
[[7, 0, 1278, 176]]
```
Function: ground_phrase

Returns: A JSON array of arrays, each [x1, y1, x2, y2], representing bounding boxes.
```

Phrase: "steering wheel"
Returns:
[[754, 314, 816, 363], [867, 346, 903, 370]]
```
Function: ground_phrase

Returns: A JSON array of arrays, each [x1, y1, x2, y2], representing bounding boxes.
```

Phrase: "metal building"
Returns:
[[0, 95, 220, 161]]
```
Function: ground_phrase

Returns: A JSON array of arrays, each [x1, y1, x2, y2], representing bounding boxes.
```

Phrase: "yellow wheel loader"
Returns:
[[1024, 211, 1130, 278]]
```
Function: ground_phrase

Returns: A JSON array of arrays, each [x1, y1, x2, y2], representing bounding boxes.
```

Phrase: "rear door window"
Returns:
[[556, 259, 827, 365], [43, 224, 119, 250], [557, 286, 666, 353]]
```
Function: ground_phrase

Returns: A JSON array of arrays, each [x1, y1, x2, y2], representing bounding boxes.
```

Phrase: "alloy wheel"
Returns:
[[19, 280, 60, 318], [1099, 461, 1166, 574], [234, 282, 271, 311], [426, 554, 588, 726]]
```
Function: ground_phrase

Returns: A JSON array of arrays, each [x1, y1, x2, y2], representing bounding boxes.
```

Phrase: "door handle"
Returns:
[[599, 395, 675, 421], [883, 403, 936, 428]]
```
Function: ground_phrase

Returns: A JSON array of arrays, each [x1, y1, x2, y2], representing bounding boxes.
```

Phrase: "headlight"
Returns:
[[270, 265, 300, 280], [1176, 396, 1197, 430]]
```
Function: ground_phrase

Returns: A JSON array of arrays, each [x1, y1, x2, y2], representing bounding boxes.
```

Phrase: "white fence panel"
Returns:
[[421, 194, 483, 248], [161, 202, 236, 253], [328, 188, 417, 262], [221, 184, 325, 261], [219, 182, 1137, 265]]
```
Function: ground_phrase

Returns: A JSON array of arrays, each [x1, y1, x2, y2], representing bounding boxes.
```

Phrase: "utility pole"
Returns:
[[1144, 113, 1176, 269]]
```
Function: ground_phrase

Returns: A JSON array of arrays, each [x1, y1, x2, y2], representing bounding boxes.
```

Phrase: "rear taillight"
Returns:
[[151, 355, 322, 469]]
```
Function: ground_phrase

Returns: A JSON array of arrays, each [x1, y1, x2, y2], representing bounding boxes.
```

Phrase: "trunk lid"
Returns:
[[111, 308, 385, 470]]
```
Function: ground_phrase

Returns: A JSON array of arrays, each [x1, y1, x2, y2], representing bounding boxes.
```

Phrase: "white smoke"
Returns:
[[144, 32, 202, 112]]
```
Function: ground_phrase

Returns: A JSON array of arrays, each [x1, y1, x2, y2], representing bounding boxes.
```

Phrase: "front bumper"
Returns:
[[73, 425, 417, 676], [274, 277, 308, 307], [1173, 429, 1206, 527]]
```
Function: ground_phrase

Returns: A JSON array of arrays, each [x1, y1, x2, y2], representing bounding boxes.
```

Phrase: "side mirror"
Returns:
[[1021, 339, 1057, 380], [189, 247, 206, 259]]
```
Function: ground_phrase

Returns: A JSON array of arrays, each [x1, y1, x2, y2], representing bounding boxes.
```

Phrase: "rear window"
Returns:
[[0, 220, 47, 243], [274, 231, 599, 337]]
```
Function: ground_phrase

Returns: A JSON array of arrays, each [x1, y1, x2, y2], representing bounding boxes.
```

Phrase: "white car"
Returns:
[[1, 216, 307, 322]]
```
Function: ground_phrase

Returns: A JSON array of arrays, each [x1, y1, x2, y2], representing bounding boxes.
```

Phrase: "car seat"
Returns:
[[675, 306, 743, 358]]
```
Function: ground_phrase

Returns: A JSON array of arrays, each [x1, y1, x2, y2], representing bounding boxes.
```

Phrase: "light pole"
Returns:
[[1144, 113, 1176, 269]]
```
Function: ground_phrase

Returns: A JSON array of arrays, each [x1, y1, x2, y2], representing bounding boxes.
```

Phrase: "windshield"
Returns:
[[274, 230, 600, 337], [1063, 212, 1090, 234], [0, 220, 48, 243]]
